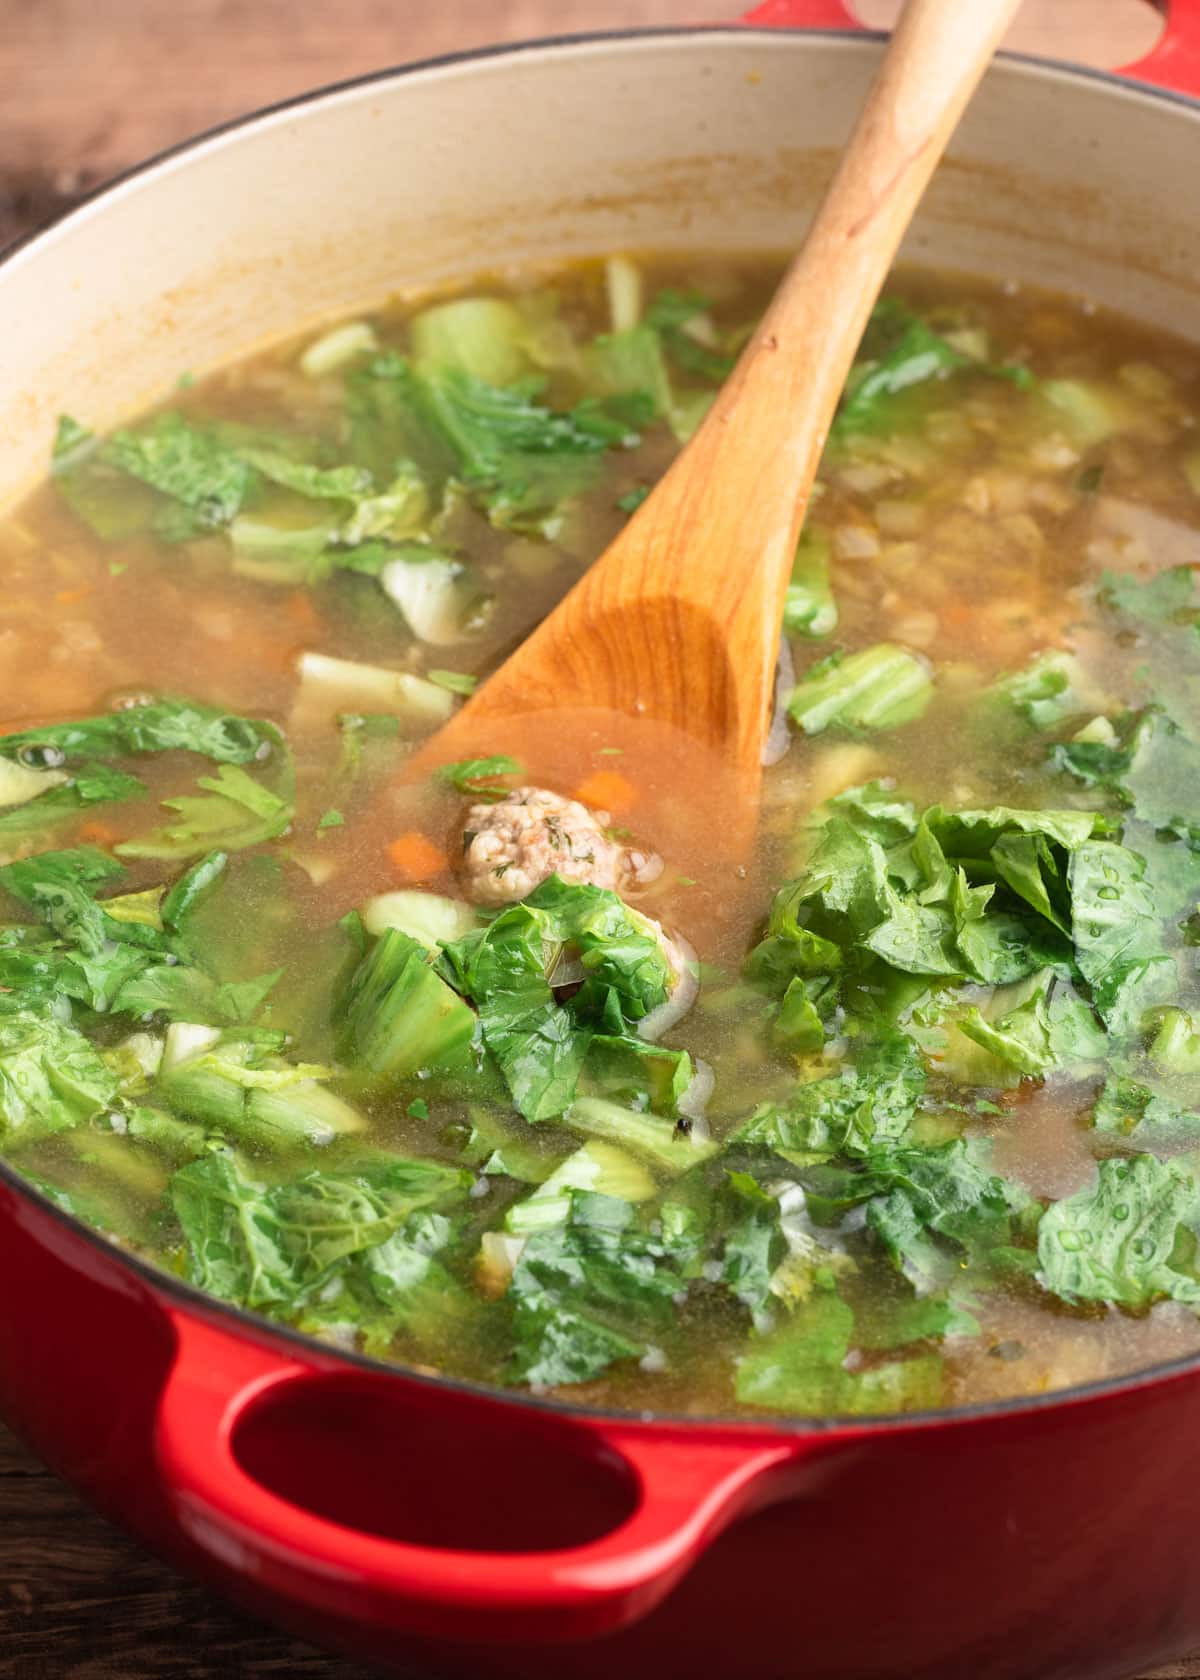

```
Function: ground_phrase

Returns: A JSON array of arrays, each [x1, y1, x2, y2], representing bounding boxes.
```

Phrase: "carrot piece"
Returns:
[[940, 603, 975, 629], [76, 819, 119, 847], [573, 769, 637, 816], [286, 590, 322, 632], [387, 832, 450, 882], [55, 586, 92, 607]]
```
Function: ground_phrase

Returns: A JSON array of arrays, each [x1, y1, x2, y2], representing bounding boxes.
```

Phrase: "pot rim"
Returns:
[[3, 20, 1200, 1439]]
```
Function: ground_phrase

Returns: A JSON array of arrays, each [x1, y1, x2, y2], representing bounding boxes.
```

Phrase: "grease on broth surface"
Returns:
[[6, 253, 1200, 1416]]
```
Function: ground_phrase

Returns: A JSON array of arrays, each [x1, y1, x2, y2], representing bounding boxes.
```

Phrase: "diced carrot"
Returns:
[[55, 586, 92, 607], [387, 832, 450, 881], [236, 635, 298, 675], [76, 819, 120, 847], [940, 602, 975, 629], [573, 769, 637, 816], [286, 590, 322, 633]]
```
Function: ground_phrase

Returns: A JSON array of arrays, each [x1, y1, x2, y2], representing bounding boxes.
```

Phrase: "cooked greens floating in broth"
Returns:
[[7, 252, 1200, 1413]]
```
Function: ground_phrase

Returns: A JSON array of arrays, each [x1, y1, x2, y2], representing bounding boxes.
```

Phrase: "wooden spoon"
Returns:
[[411, 0, 1021, 844]]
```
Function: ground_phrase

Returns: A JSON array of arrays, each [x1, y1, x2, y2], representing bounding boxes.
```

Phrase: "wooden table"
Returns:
[[0, 1, 1192, 1676]]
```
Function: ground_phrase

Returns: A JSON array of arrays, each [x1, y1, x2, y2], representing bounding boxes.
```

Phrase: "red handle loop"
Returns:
[[1124, 2, 1200, 94], [745, 0, 861, 22], [742, 1, 1200, 99], [154, 1311, 824, 1644]]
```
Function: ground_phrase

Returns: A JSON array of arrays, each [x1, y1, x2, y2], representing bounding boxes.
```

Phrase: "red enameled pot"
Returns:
[[3, 5, 1200, 1676]]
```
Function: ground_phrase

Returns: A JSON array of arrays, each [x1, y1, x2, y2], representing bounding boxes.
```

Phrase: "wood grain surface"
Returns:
[[0, 1, 1192, 1677]]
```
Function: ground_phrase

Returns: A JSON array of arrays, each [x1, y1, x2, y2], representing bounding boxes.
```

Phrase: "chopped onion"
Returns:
[[875, 499, 925, 539], [625, 848, 664, 887], [0, 758, 68, 809], [605, 255, 643, 334], [834, 523, 881, 560], [161, 1021, 220, 1074], [761, 634, 796, 767], [547, 950, 585, 988], [638, 933, 698, 1042], [479, 1231, 527, 1296], [293, 650, 455, 730], [893, 609, 939, 650], [835, 462, 894, 496], [677, 1058, 714, 1130], [299, 321, 378, 379]]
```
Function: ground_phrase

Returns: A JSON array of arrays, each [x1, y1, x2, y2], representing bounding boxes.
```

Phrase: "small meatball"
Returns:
[[461, 786, 628, 906]]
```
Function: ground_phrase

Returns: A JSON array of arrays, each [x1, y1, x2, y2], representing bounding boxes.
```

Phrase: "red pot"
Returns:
[[3, 6, 1200, 1676]]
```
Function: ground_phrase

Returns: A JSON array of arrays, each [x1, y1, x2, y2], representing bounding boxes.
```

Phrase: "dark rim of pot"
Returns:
[[1, 24, 1198, 1438]]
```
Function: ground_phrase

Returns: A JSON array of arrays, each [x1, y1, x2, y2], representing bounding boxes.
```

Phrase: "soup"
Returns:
[[4, 253, 1200, 1418]]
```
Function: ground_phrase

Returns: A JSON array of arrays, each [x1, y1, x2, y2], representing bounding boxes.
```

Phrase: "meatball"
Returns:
[[460, 785, 657, 907], [459, 784, 696, 1038]]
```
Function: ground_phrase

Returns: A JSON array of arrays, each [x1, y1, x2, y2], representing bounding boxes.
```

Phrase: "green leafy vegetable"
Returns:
[[336, 927, 477, 1089], [106, 413, 256, 532], [0, 699, 278, 769], [171, 1148, 468, 1313], [1093, 1073, 1200, 1142], [788, 645, 932, 735], [831, 299, 1031, 439], [379, 548, 492, 645], [863, 1138, 1035, 1295], [1100, 566, 1200, 627], [1069, 841, 1177, 1035], [427, 669, 479, 696], [298, 1212, 483, 1359], [435, 756, 524, 795], [736, 1030, 924, 1159], [956, 970, 1106, 1079], [439, 876, 679, 1121], [116, 762, 293, 860], [0, 846, 277, 1029], [0, 1011, 118, 1145], [504, 1141, 655, 1234], [835, 309, 966, 438], [159, 1031, 365, 1152], [643, 289, 737, 384], [508, 1191, 690, 1388], [1037, 1154, 1200, 1308], [410, 296, 538, 386], [784, 528, 838, 638], [736, 1289, 942, 1414], [350, 354, 613, 533], [0, 763, 145, 841], [1054, 707, 1200, 849], [564, 1094, 716, 1172], [985, 650, 1099, 731], [716, 1171, 788, 1328]]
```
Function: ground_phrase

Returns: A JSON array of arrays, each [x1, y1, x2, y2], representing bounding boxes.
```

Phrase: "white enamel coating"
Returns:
[[1, 30, 1199, 508]]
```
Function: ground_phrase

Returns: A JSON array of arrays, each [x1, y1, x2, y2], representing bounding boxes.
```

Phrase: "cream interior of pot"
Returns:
[[1, 31, 1199, 508]]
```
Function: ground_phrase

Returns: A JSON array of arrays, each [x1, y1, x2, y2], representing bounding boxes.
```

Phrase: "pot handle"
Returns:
[[154, 1311, 823, 1644], [740, 2, 1200, 97]]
